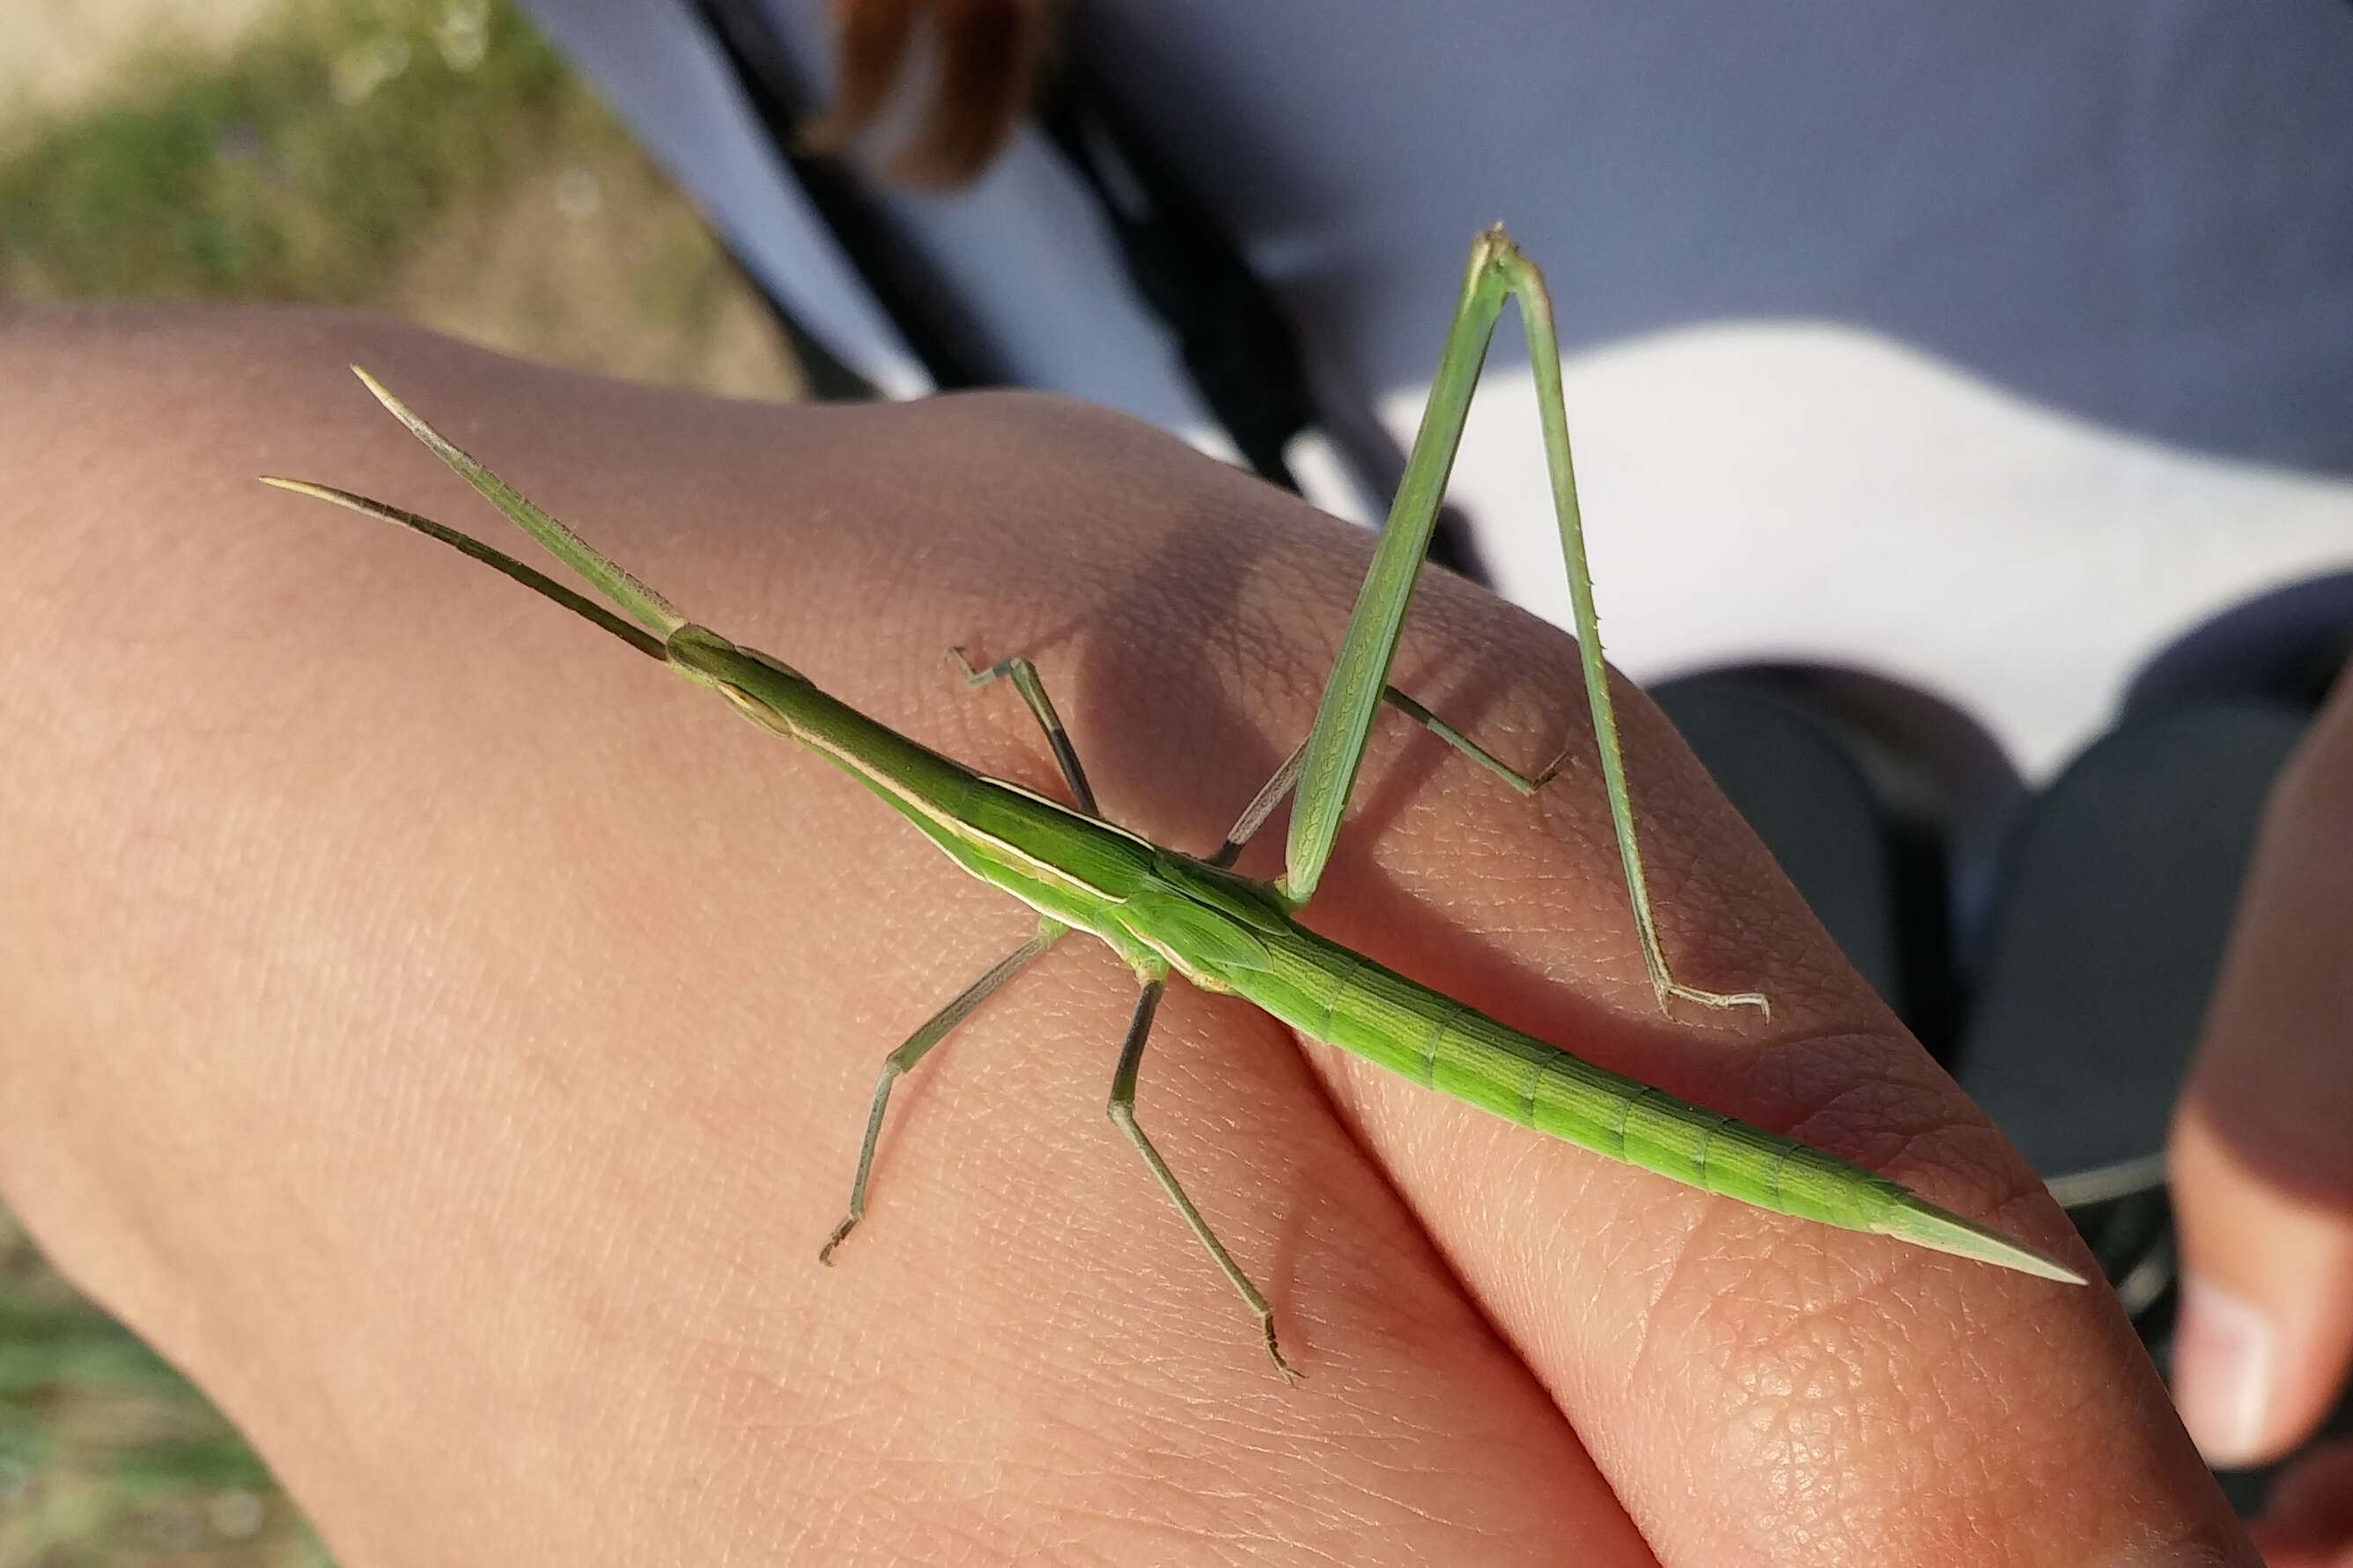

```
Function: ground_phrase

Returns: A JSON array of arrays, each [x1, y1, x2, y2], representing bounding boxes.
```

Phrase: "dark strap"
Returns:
[[1035, 69, 1311, 490], [685, 0, 1000, 394], [676, 0, 1486, 578]]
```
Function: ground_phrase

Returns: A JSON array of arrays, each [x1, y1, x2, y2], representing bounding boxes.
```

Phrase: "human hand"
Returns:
[[0, 309, 2252, 1564], [2171, 660, 2353, 1564]]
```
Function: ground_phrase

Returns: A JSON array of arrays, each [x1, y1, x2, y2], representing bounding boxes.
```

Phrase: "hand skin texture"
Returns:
[[2172, 655, 2353, 1565], [0, 308, 2253, 1566]]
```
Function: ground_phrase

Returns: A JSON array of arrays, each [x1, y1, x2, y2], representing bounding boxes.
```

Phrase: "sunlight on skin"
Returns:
[[0, 305, 2257, 1564]]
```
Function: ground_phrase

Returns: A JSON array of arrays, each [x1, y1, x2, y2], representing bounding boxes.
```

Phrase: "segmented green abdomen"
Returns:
[[1236, 928, 1899, 1229], [1192, 910, 2080, 1282], [1487, 1024, 1908, 1232]]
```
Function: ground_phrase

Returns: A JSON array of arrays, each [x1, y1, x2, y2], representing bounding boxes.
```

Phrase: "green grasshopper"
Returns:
[[266, 225, 2081, 1381]]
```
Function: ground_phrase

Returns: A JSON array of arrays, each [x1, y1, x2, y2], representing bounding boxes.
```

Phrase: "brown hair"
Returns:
[[801, 0, 1059, 189]]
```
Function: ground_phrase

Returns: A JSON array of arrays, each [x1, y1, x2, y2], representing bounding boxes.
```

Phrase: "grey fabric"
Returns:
[[513, 0, 2353, 776], [520, 0, 2353, 468]]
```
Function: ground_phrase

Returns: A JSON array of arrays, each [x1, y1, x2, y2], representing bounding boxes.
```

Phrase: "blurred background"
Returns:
[[0, 0, 800, 1558]]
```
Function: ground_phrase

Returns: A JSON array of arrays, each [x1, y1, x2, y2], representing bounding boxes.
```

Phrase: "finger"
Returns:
[[2247, 1440, 2353, 1568], [1259, 554, 2253, 1562], [2170, 667, 2353, 1469]]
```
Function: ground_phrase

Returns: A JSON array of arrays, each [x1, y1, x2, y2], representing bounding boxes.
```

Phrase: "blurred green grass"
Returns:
[[2, 1211, 324, 1564], [0, 0, 801, 395], [2, 1, 799, 1559], [1, 0, 554, 304]]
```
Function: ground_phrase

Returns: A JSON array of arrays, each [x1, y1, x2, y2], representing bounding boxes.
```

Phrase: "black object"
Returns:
[[1958, 702, 2305, 1180], [685, 0, 1001, 396], [1654, 665, 2023, 1063], [1036, 73, 1315, 490], [1031, 64, 1484, 578], [675, 1, 1488, 578], [1657, 576, 2353, 1514], [2124, 570, 2353, 719]]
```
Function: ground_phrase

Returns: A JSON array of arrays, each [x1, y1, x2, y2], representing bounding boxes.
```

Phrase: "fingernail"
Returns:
[[2172, 1272, 2274, 1466]]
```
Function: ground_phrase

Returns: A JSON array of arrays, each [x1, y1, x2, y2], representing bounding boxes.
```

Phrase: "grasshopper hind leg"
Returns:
[[1272, 228, 1767, 1022], [1376, 681, 1771, 1020]]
